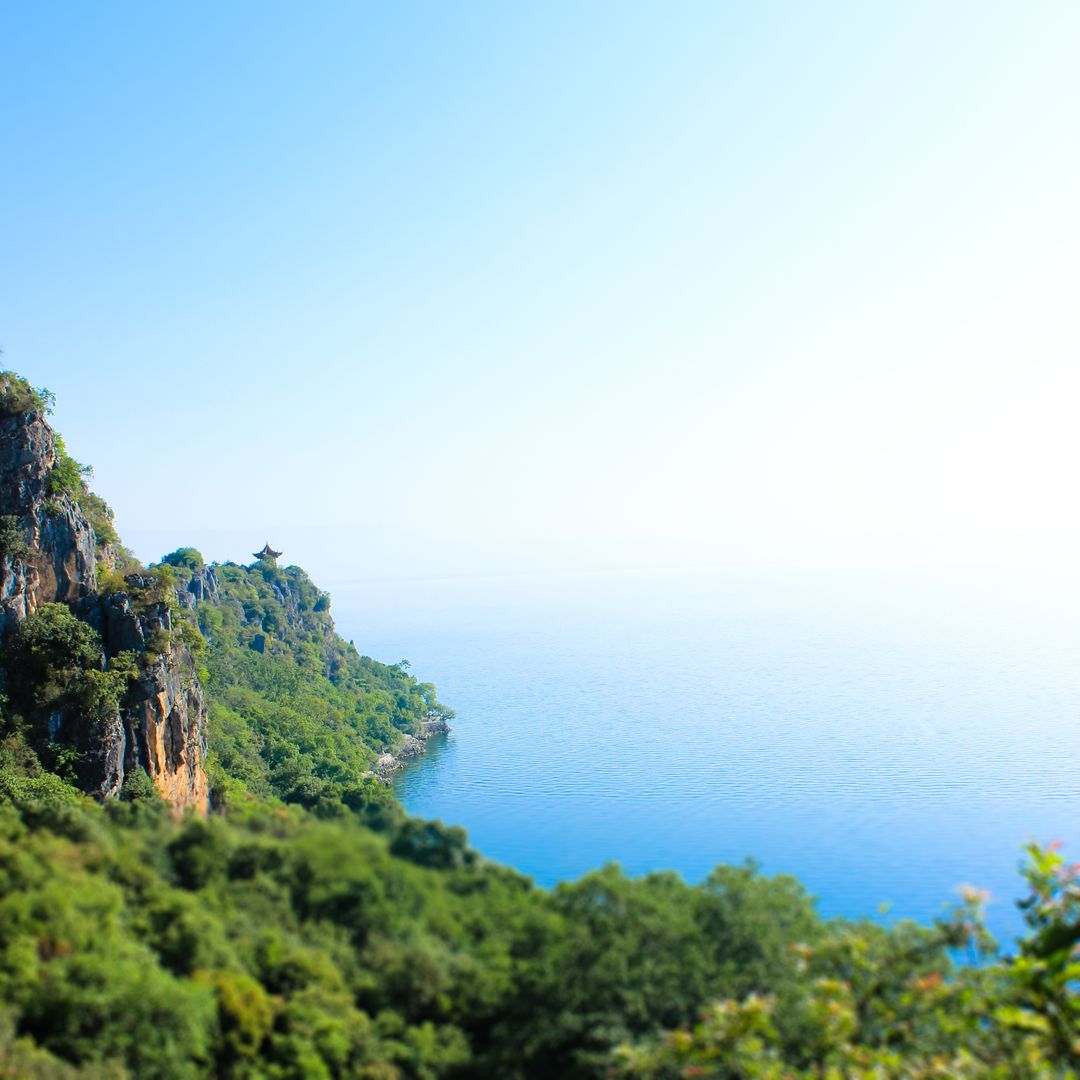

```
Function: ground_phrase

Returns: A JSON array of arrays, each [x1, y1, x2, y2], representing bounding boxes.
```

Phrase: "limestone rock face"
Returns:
[[0, 407, 97, 632], [397, 734, 426, 759], [0, 396, 208, 814], [0, 554, 40, 629], [80, 590, 210, 813], [66, 701, 127, 802], [122, 643, 209, 812], [176, 565, 218, 610], [267, 573, 333, 639], [86, 584, 169, 655]]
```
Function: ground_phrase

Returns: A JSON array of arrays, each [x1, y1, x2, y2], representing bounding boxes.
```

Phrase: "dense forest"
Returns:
[[0, 372, 1076, 1078]]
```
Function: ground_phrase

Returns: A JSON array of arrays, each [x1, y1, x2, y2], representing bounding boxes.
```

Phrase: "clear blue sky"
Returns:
[[3, 2, 1078, 585]]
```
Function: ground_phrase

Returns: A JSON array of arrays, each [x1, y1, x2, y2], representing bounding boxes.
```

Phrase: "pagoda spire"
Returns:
[[253, 542, 282, 561]]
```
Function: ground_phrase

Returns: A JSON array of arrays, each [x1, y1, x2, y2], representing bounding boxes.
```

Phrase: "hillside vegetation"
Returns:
[[0, 372, 1076, 1079], [174, 552, 453, 824]]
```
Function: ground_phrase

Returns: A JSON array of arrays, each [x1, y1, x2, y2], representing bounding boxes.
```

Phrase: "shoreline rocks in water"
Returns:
[[372, 718, 452, 782]]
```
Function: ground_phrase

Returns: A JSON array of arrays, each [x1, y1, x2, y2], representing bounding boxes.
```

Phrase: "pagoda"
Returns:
[[253, 542, 283, 561]]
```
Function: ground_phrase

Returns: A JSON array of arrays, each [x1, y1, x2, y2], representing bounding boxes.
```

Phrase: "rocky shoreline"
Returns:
[[371, 717, 451, 784]]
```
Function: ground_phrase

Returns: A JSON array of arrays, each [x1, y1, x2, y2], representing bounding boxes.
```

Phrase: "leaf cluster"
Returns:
[[612, 848, 1080, 1078], [0, 371, 52, 417]]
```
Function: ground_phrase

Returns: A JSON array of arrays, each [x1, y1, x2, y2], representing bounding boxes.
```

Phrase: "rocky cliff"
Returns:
[[122, 639, 209, 809], [0, 375, 209, 813], [77, 585, 210, 809], [0, 393, 97, 632]]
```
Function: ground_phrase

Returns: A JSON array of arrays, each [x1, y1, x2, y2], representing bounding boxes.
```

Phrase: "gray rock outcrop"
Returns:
[[0, 384, 208, 813], [0, 402, 97, 632]]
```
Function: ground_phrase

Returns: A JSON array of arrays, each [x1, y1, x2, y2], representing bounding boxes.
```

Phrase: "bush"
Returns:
[[179, 621, 206, 656], [80, 491, 119, 549], [120, 767, 160, 803], [161, 548, 205, 571], [0, 603, 103, 717], [46, 438, 91, 501], [0, 372, 50, 417], [0, 515, 30, 561], [96, 568, 128, 595]]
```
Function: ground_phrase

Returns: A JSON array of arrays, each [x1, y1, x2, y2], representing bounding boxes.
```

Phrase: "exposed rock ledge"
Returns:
[[0, 396, 209, 814], [73, 588, 209, 812]]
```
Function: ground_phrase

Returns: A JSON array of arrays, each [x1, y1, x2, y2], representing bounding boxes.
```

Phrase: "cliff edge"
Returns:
[[0, 374, 209, 812], [0, 382, 98, 628]]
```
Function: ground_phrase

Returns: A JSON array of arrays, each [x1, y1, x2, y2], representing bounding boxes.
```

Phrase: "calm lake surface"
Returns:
[[329, 569, 1080, 942]]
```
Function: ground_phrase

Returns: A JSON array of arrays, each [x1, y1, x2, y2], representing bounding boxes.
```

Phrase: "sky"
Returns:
[[2, 1, 1079, 588]]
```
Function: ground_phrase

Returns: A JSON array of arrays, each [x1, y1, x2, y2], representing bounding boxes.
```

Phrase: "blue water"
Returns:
[[328, 568, 1080, 943]]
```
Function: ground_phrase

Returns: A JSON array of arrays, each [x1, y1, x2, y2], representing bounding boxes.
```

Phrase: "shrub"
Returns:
[[80, 491, 119, 549], [110, 546, 143, 574], [96, 568, 129, 595], [151, 564, 178, 593], [0, 372, 50, 417], [179, 621, 206, 656], [0, 515, 30, 561], [46, 438, 91, 501], [120, 767, 160, 803], [0, 603, 103, 716], [161, 548, 205, 571]]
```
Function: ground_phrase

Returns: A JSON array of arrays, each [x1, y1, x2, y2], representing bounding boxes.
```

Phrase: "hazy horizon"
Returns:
[[4, 2, 1078, 587]]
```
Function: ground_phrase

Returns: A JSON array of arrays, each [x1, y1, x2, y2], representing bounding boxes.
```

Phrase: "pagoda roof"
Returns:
[[254, 543, 283, 560]]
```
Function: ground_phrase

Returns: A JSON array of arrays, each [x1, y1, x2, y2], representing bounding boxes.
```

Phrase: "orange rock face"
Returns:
[[124, 648, 210, 815]]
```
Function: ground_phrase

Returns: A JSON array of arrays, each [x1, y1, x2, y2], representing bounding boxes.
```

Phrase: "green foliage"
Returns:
[[390, 819, 477, 870], [119, 767, 159, 803], [0, 609, 139, 793], [0, 514, 30, 561], [0, 563, 1076, 1080], [149, 562, 178, 594], [0, 767, 90, 833], [0, 603, 102, 718], [80, 490, 119, 549], [96, 567, 129, 594], [0, 370, 1075, 1077], [3, 374, 122, 554], [40, 430, 121, 555], [0, 761, 1076, 1080], [82, 651, 139, 721], [0, 371, 51, 417], [190, 560, 452, 823], [161, 547, 205, 571], [96, 554, 146, 595], [612, 848, 1080, 1078], [1011, 840, 1080, 1061], [47, 437, 92, 501], [178, 619, 206, 655]]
